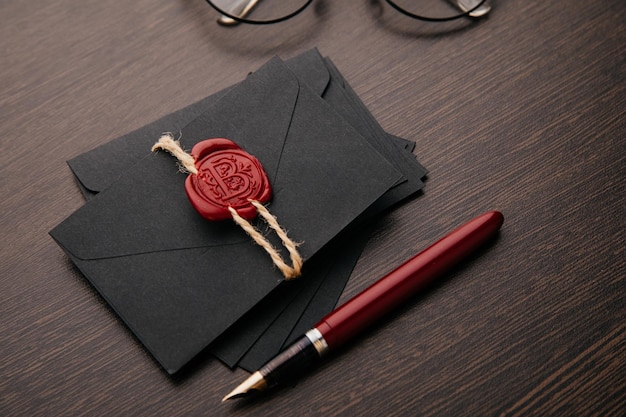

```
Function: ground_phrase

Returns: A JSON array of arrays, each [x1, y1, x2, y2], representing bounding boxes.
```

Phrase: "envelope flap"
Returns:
[[50, 57, 401, 266], [51, 58, 300, 260], [285, 48, 330, 96]]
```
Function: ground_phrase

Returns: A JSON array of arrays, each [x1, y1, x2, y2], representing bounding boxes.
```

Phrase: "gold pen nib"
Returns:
[[222, 371, 268, 402]]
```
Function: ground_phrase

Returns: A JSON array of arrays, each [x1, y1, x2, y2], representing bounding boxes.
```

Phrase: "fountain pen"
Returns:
[[223, 210, 504, 401]]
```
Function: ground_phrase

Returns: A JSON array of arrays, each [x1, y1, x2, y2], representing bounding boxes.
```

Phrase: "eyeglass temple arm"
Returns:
[[217, 0, 260, 26]]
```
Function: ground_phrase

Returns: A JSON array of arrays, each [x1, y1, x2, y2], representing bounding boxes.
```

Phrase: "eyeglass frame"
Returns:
[[204, 0, 490, 25]]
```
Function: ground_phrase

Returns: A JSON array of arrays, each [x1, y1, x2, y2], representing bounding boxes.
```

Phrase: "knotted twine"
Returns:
[[152, 134, 303, 280]]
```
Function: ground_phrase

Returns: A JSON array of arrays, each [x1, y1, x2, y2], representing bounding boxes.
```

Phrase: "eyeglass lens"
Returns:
[[208, 0, 312, 25], [387, 0, 489, 21]]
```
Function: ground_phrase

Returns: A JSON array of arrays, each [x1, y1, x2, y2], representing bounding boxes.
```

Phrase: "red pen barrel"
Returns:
[[315, 211, 504, 350]]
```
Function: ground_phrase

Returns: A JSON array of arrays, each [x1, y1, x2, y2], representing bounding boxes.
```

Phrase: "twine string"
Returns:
[[250, 200, 303, 277], [152, 133, 198, 174], [228, 205, 302, 280], [152, 133, 303, 280]]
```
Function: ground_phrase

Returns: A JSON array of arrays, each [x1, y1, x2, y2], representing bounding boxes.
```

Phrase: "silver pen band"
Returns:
[[305, 328, 329, 357]]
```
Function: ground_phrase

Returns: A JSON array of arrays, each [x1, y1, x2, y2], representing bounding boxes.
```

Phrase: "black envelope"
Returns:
[[50, 56, 406, 374], [58, 50, 428, 372]]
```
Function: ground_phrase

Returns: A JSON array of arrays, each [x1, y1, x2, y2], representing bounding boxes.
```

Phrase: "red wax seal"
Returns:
[[185, 138, 272, 221]]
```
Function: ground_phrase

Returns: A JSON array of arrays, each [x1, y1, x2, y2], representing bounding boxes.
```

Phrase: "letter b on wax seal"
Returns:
[[185, 138, 272, 221]]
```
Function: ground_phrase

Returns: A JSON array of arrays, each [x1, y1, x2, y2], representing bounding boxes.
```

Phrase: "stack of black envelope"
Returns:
[[50, 49, 427, 375]]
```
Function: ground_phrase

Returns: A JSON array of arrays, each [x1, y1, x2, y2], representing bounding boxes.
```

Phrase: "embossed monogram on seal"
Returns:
[[185, 138, 272, 221]]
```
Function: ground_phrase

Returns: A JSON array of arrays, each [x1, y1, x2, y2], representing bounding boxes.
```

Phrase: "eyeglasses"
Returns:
[[205, 0, 491, 26]]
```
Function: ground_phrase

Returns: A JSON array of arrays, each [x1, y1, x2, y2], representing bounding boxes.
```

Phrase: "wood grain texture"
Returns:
[[1, 1, 624, 416]]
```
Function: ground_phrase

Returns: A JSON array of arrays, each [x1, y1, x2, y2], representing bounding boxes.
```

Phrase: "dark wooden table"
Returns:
[[2, 1, 624, 415]]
